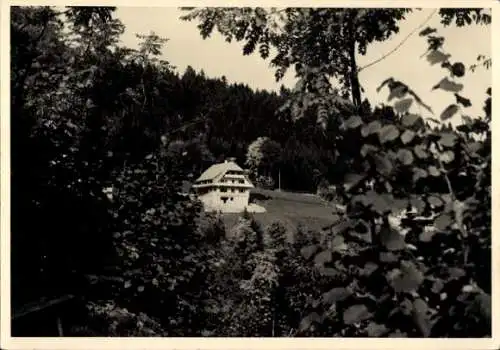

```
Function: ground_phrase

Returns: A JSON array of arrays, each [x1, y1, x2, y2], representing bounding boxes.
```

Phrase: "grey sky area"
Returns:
[[116, 7, 491, 123]]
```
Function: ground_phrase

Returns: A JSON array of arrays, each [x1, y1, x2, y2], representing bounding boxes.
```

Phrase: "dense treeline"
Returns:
[[9, 6, 491, 338], [130, 65, 363, 192]]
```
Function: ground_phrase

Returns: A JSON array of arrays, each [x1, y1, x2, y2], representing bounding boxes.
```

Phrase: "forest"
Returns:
[[9, 6, 491, 337]]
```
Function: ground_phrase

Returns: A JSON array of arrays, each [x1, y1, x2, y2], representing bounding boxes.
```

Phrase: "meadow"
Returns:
[[219, 188, 336, 239]]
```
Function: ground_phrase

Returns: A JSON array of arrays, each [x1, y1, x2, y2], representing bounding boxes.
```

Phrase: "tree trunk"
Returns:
[[348, 46, 362, 108], [347, 13, 362, 108]]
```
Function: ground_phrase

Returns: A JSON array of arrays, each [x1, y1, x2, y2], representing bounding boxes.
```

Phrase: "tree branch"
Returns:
[[358, 9, 437, 74]]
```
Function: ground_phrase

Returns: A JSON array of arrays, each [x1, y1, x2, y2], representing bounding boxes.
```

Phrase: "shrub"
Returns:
[[69, 301, 167, 336]]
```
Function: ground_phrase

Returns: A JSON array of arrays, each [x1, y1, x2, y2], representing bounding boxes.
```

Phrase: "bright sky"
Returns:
[[116, 7, 491, 123]]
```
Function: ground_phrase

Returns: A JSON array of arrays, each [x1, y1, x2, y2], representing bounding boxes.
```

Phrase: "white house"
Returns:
[[192, 158, 255, 213]]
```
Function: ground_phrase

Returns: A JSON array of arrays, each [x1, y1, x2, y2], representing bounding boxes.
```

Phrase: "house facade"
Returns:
[[192, 158, 254, 213]]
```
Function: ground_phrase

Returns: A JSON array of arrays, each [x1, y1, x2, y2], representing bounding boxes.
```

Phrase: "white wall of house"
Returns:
[[198, 187, 251, 213]]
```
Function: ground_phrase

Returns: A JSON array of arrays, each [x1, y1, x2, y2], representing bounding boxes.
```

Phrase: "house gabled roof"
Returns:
[[195, 161, 244, 182]]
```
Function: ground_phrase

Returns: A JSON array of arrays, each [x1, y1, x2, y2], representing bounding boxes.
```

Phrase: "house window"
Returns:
[[221, 196, 228, 204], [220, 187, 227, 192], [238, 180, 244, 184], [239, 189, 245, 193], [230, 197, 234, 201]]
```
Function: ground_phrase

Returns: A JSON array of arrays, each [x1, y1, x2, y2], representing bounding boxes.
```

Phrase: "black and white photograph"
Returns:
[[1, 2, 495, 346]]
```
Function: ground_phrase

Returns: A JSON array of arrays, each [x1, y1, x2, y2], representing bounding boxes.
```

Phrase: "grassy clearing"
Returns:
[[220, 188, 336, 238]]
